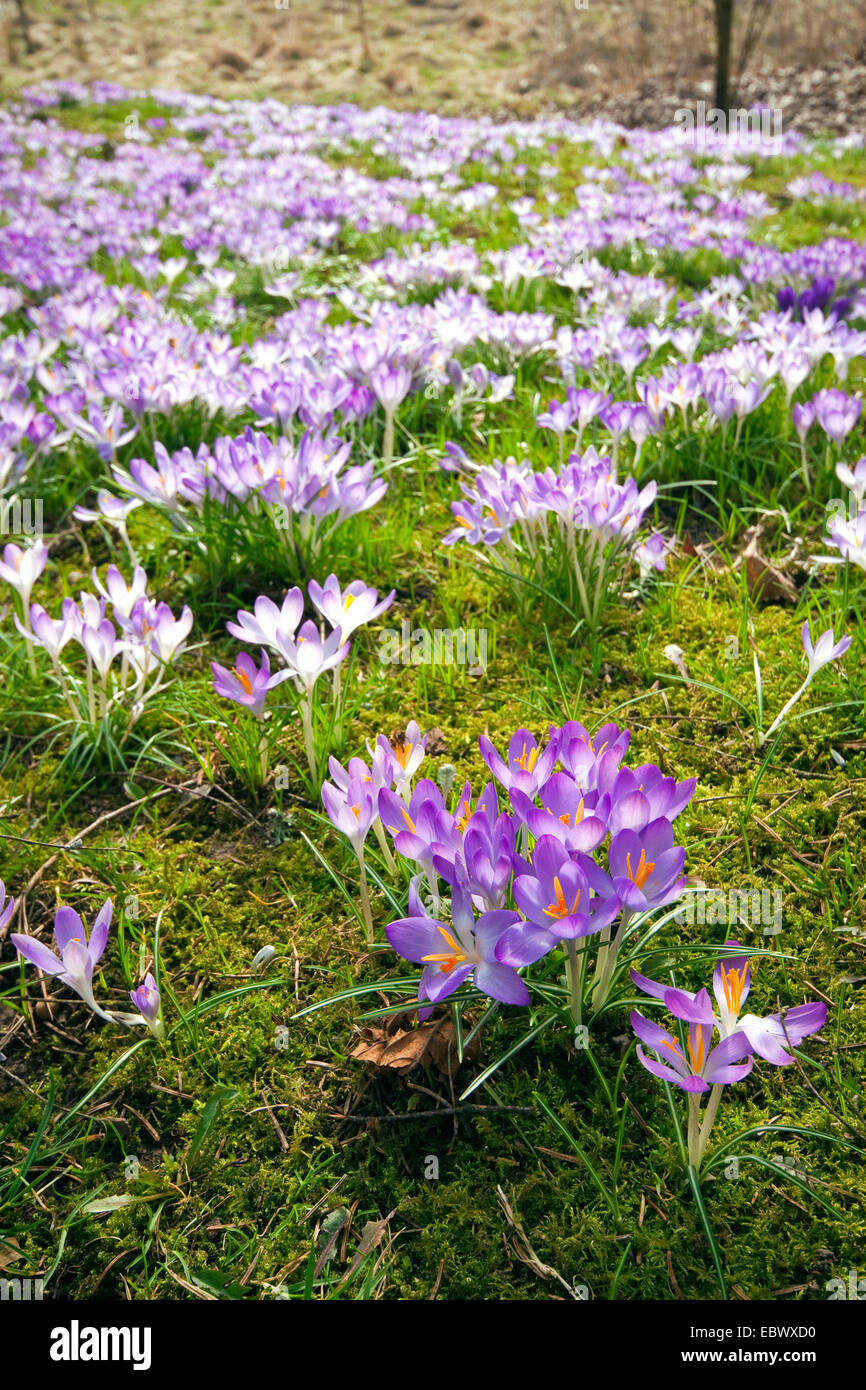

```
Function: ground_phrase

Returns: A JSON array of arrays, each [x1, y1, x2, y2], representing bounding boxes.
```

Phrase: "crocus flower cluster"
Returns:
[[630, 942, 826, 1166], [5, 547, 192, 740], [777, 275, 852, 323], [216, 574, 395, 782], [441, 446, 667, 629], [80, 426, 388, 581], [327, 720, 696, 1020]]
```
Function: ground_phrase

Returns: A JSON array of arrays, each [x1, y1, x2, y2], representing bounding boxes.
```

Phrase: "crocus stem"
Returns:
[[591, 909, 632, 1012], [760, 675, 811, 746], [50, 656, 82, 721], [332, 660, 342, 742], [259, 733, 269, 788], [687, 1092, 702, 1168], [383, 410, 395, 469], [572, 553, 591, 628], [372, 818, 397, 874], [696, 1083, 724, 1167], [357, 848, 374, 945], [84, 654, 96, 725], [301, 692, 316, 783], [564, 938, 582, 1028]]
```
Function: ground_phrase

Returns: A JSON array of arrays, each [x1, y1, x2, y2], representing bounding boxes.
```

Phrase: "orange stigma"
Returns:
[[626, 849, 655, 890], [421, 925, 467, 974]]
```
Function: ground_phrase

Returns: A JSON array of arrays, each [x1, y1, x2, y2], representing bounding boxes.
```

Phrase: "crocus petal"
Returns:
[[10, 933, 64, 975], [474, 960, 530, 1006]]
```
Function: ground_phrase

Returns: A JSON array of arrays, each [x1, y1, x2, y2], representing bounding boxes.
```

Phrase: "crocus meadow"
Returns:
[[0, 76, 863, 1303]]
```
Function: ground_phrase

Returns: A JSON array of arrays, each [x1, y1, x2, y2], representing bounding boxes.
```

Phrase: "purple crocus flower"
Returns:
[[378, 779, 447, 871], [434, 810, 518, 910], [496, 835, 620, 966], [386, 873, 528, 1019], [632, 943, 827, 1066], [813, 388, 861, 444], [607, 765, 696, 834], [791, 400, 815, 442], [631, 999, 753, 1093], [371, 363, 412, 414], [0, 879, 15, 934], [130, 971, 160, 1021], [81, 618, 122, 681], [608, 819, 686, 912], [557, 720, 630, 779], [130, 972, 164, 1038], [211, 648, 271, 717], [736, 1002, 827, 1065], [479, 728, 559, 797], [11, 899, 117, 1022], [510, 775, 608, 854], [14, 603, 75, 660], [322, 775, 377, 853]]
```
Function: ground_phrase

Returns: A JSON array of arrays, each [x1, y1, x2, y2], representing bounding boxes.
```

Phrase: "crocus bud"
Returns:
[[437, 763, 457, 797], [252, 945, 277, 973], [130, 972, 164, 1039]]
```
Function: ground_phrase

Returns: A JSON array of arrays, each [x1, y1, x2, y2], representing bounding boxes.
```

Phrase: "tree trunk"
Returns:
[[714, 0, 735, 111]]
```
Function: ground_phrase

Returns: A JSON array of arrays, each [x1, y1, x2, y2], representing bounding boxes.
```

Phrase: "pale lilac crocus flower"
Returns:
[[269, 620, 349, 780], [379, 719, 426, 800], [836, 458, 866, 509], [92, 564, 148, 621], [371, 362, 412, 467], [308, 574, 395, 642], [74, 491, 142, 566], [0, 879, 15, 933], [11, 899, 129, 1025], [211, 649, 271, 717], [322, 776, 378, 941], [827, 510, 866, 572], [761, 619, 851, 745], [0, 538, 48, 617], [130, 972, 165, 1039], [226, 589, 304, 653]]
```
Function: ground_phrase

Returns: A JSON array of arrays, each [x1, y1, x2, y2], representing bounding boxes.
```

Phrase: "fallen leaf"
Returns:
[[351, 1016, 477, 1076], [426, 726, 448, 756], [743, 550, 798, 605]]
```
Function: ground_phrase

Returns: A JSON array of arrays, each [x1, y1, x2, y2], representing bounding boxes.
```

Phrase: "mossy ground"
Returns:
[[0, 98, 865, 1302]]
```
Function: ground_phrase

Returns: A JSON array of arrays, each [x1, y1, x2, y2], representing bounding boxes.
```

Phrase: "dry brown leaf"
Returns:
[[425, 727, 449, 756], [351, 1016, 477, 1076], [743, 550, 798, 605]]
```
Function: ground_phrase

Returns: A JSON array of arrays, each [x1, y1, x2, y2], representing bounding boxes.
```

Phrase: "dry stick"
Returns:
[[356, 0, 372, 66], [7, 780, 201, 932], [331, 1105, 535, 1124]]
